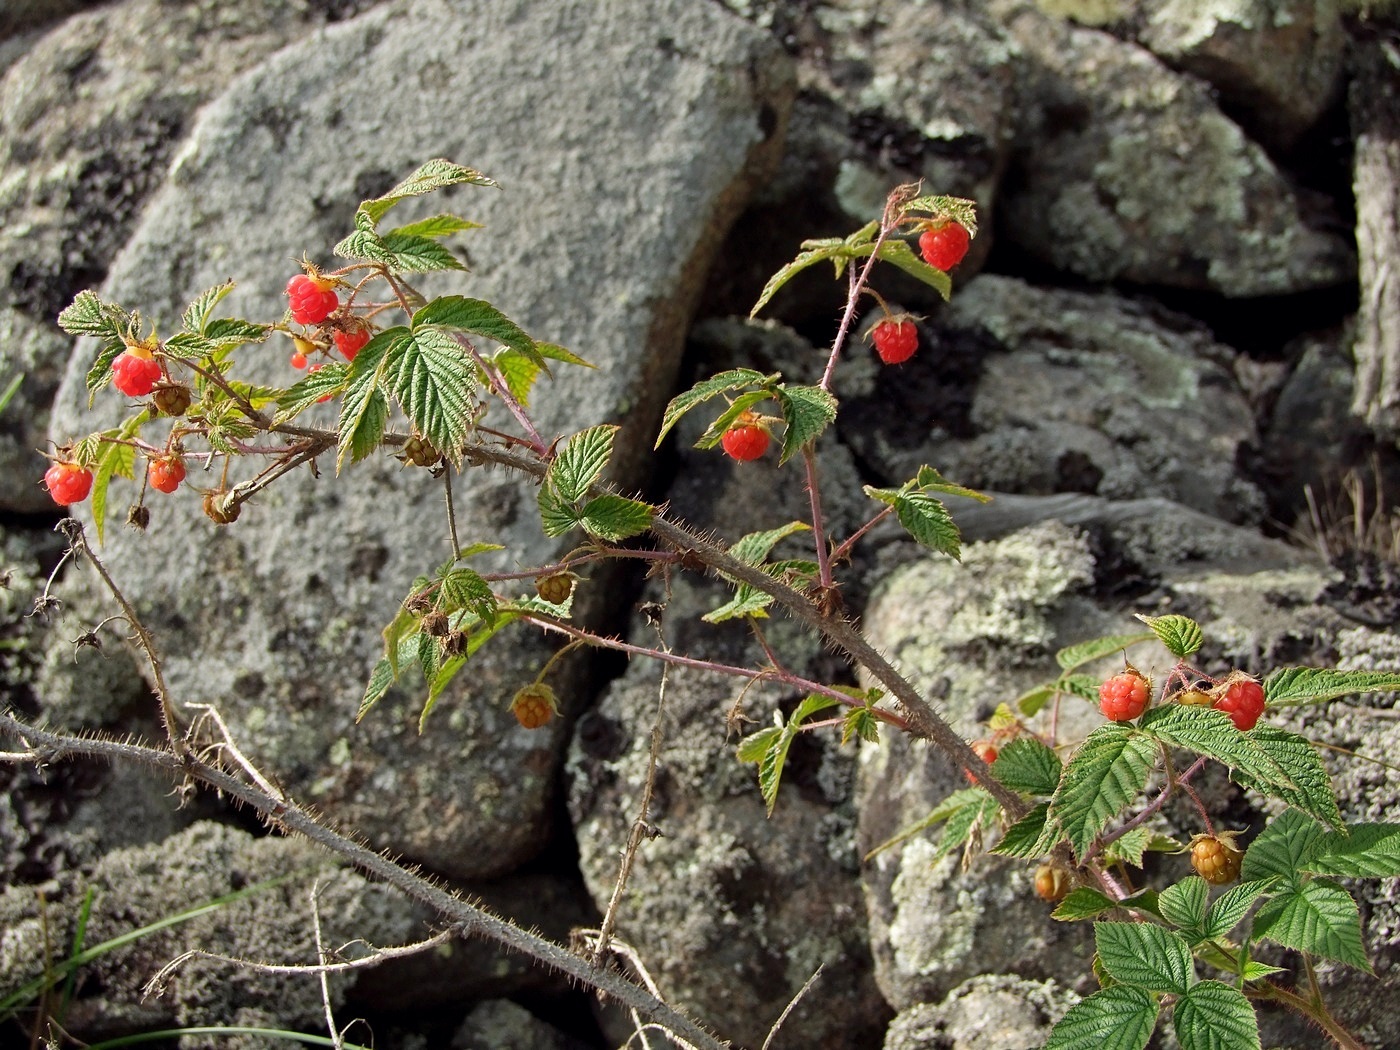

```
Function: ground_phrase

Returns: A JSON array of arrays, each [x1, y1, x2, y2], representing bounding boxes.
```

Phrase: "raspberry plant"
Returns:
[[34, 160, 1400, 1050]]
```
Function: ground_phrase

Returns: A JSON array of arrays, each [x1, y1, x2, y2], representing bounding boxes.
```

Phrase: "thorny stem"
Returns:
[[1252, 965, 1368, 1050], [817, 196, 904, 393], [830, 504, 895, 565], [455, 336, 549, 456], [0, 714, 732, 1050], [1099, 755, 1208, 849], [802, 447, 834, 589], [52, 519, 184, 746]]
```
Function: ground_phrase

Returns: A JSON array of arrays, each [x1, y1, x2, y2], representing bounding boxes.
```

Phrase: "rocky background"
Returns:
[[1, 0, 1398, 1048]]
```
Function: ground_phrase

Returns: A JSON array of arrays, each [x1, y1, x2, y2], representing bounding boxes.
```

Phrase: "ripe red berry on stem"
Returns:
[[871, 318, 918, 364], [721, 412, 770, 462], [1099, 668, 1151, 722], [1213, 675, 1266, 731], [919, 222, 971, 271], [111, 349, 163, 397], [286, 273, 339, 325], [965, 739, 998, 784], [44, 461, 93, 506], [148, 456, 187, 494], [335, 326, 371, 361]]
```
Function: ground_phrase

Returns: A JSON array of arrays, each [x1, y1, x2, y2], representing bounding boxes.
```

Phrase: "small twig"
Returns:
[[455, 335, 549, 455], [182, 703, 281, 796], [829, 504, 894, 565], [1100, 755, 1208, 849], [443, 466, 462, 561], [802, 447, 834, 590], [760, 964, 823, 1050], [310, 883, 343, 1050]]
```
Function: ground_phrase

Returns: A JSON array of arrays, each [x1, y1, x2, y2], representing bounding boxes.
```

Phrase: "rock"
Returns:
[[837, 274, 1267, 524], [0, 821, 420, 1048], [992, 2, 1353, 295], [1136, 0, 1345, 151], [0, 0, 382, 513], [882, 975, 1078, 1050], [0, 0, 102, 39], [44, 0, 793, 880], [452, 1000, 590, 1050]]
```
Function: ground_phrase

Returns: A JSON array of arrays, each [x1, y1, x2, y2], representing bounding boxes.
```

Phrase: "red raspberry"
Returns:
[[919, 222, 971, 271], [1099, 668, 1151, 722], [1190, 833, 1244, 885], [334, 326, 372, 362], [510, 683, 558, 730], [720, 412, 769, 462], [44, 461, 94, 506], [147, 456, 186, 494], [286, 273, 339, 325], [1034, 864, 1071, 903], [110, 349, 163, 397], [870, 318, 918, 365], [1213, 675, 1266, 731], [965, 739, 998, 784]]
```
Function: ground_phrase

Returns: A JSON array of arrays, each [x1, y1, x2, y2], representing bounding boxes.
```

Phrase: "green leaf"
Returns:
[[1052, 887, 1120, 922], [1304, 823, 1400, 878], [385, 327, 477, 461], [374, 231, 468, 273], [1240, 960, 1287, 981], [872, 238, 954, 299], [655, 368, 772, 447], [1263, 667, 1400, 707], [1103, 826, 1155, 869], [991, 737, 1062, 796], [437, 567, 497, 625], [1242, 809, 1326, 887], [841, 707, 881, 745], [1232, 725, 1342, 831], [334, 228, 399, 266], [357, 158, 497, 226], [181, 281, 236, 335], [547, 424, 616, 503], [357, 658, 397, 722], [59, 290, 130, 341], [990, 802, 1058, 859], [892, 490, 962, 559], [537, 484, 582, 538], [578, 494, 654, 541], [387, 213, 483, 239], [1043, 985, 1157, 1050], [1050, 723, 1158, 860], [1096, 921, 1195, 994], [901, 194, 980, 238], [535, 341, 593, 369], [1252, 880, 1371, 971], [1134, 613, 1204, 658], [1057, 632, 1157, 672], [913, 464, 993, 503], [702, 583, 775, 624], [864, 787, 991, 860], [749, 235, 863, 318], [1159, 877, 1210, 935], [729, 521, 811, 566], [1205, 881, 1275, 940], [774, 384, 837, 464], [412, 295, 539, 364], [737, 724, 781, 764], [1173, 980, 1260, 1050], [694, 389, 773, 449], [493, 348, 543, 407], [739, 695, 841, 816], [275, 363, 350, 423], [418, 613, 515, 731], [336, 328, 403, 471], [203, 318, 270, 346], [1136, 706, 1294, 796], [90, 430, 138, 545], [933, 789, 999, 860]]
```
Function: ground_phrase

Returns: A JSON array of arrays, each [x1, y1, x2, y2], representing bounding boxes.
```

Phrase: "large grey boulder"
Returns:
[[0, 0, 381, 513], [882, 976, 1078, 1050], [991, 2, 1352, 296], [45, 0, 793, 880]]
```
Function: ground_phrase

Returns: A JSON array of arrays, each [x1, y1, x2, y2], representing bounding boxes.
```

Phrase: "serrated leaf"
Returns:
[[1104, 827, 1155, 870], [437, 567, 497, 625], [1253, 880, 1371, 971], [1159, 877, 1210, 934], [991, 737, 1062, 796], [934, 789, 998, 860], [750, 241, 853, 318], [737, 723, 782, 764], [357, 158, 497, 226], [1057, 632, 1157, 672], [181, 281, 235, 335], [1231, 725, 1342, 831], [275, 362, 350, 422], [1240, 960, 1287, 981], [1096, 921, 1195, 994], [412, 295, 539, 365], [1173, 980, 1260, 1050], [1050, 723, 1158, 860], [203, 318, 270, 345], [1263, 667, 1400, 707], [1303, 823, 1400, 878], [872, 238, 954, 299], [1061, 673, 1103, 703], [901, 194, 980, 239], [1134, 613, 1204, 658], [59, 290, 129, 340], [387, 213, 482, 239], [357, 658, 397, 722], [991, 802, 1058, 859], [694, 389, 773, 449], [729, 521, 811, 566], [162, 332, 218, 360], [547, 425, 616, 503], [334, 228, 399, 265], [702, 583, 775, 624], [1043, 985, 1157, 1050], [774, 384, 838, 464], [385, 327, 478, 462], [913, 464, 992, 504], [1052, 887, 1120, 921], [579, 494, 654, 541], [1015, 683, 1057, 717], [655, 369, 772, 447], [1136, 707, 1295, 797], [418, 613, 514, 732], [493, 348, 542, 407], [892, 491, 962, 559], [90, 431, 137, 545], [370, 231, 467, 273], [1205, 880, 1275, 940], [537, 484, 582, 538], [745, 695, 840, 816], [864, 787, 991, 860], [841, 707, 880, 745], [534, 341, 592, 368], [337, 382, 389, 472], [1242, 809, 1326, 886]]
